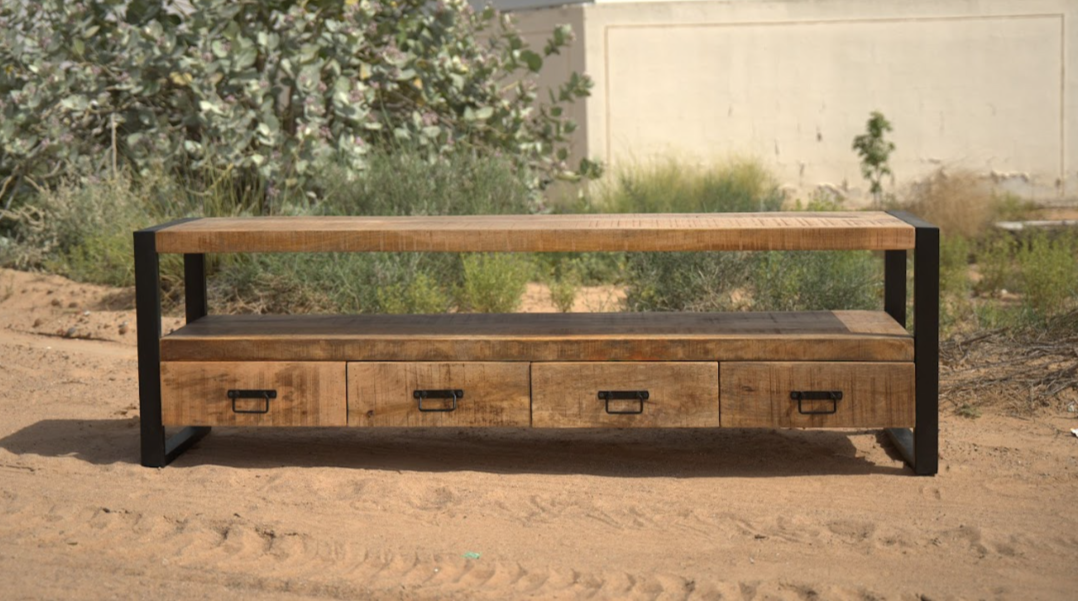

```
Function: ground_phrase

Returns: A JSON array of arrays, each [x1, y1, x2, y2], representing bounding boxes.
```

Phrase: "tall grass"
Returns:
[[595, 158, 785, 214]]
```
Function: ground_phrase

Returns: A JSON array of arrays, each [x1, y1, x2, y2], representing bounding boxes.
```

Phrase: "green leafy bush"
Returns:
[[0, 0, 597, 210]]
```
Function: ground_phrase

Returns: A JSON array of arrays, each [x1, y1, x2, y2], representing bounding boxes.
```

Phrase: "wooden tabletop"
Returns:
[[152, 212, 916, 253]]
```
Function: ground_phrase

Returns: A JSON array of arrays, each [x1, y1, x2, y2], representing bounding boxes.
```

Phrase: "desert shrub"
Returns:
[[753, 250, 879, 312], [1016, 232, 1078, 319], [0, 172, 190, 287], [316, 148, 533, 216], [940, 235, 972, 299], [0, 0, 597, 211], [609, 157, 882, 313], [974, 232, 1018, 296], [1, 146, 544, 314], [597, 158, 784, 214], [460, 253, 533, 313], [991, 193, 1038, 223], [611, 158, 783, 311], [904, 169, 996, 239], [377, 273, 449, 315], [546, 258, 583, 312], [938, 235, 974, 334], [209, 251, 460, 314], [625, 252, 752, 312]]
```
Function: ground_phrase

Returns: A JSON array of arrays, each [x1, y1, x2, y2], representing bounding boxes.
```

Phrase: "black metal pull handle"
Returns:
[[413, 389, 463, 412], [597, 390, 649, 415], [790, 390, 842, 415], [227, 389, 277, 414]]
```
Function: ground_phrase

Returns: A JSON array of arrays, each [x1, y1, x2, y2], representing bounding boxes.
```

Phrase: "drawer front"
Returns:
[[161, 362, 347, 426], [532, 362, 719, 428], [348, 362, 530, 427], [720, 362, 914, 428]]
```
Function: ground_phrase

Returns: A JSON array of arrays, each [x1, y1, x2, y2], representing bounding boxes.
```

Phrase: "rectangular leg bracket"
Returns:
[[136, 219, 210, 468]]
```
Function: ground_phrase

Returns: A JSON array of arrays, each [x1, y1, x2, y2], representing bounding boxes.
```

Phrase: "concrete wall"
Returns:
[[512, 0, 1078, 203]]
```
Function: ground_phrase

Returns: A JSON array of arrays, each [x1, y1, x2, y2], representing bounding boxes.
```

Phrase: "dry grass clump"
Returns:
[[903, 169, 999, 239], [941, 311, 1078, 414]]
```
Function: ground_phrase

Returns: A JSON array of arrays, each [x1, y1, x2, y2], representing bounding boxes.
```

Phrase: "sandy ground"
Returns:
[[1, 267, 1076, 600]]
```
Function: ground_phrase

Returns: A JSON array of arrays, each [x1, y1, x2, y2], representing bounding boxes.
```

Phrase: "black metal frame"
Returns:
[[135, 219, 210, 467], [883, 211, 940, 476]]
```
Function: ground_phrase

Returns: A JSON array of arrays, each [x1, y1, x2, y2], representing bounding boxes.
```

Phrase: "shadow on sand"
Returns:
[[0, 418, 910, 477]]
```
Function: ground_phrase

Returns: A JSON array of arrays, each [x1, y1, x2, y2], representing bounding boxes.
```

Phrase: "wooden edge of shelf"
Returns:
[[149, 213, 918, 253], [159, 311, 914, 363]]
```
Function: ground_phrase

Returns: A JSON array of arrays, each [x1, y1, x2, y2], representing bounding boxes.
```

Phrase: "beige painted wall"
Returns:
[[513, 0, 1078, 202]]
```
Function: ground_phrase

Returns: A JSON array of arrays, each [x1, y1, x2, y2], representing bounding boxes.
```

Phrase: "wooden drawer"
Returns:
[[720, 362, 914, 428], [347, 362, 530, 427], [161, 362, 347, 426], [532, 363, 719, 427]]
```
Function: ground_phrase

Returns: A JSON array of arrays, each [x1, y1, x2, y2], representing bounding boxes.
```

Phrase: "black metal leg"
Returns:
[[884, 250, 906, 328], [912, 222, 940, 475], [184, 253, 208, 323], [135, 229, 166, 467], [135, 220, 208, 467], [886, 212, 940, 476]]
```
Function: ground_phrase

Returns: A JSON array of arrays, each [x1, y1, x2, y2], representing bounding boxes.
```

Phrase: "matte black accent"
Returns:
[[164, 426, 211, 463], [184, 253, 208, 323], [884, 250, 907, 327], [790, 390, 842, 415], [413, 389, 463, 412], [135, 218, 207, 467], [889, 210, 940, 476], [228, 389, 277, 414], [597, 390, 649, 415], [135, 228, 165, 467], [789, 390, 842, 401], [884, 428, 916, 467]]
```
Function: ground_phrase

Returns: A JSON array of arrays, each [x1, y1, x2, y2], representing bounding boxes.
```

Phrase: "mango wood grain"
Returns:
[[532, 362, 718, 427], [160, 361, 346, 426], [161, 311, 913, 363], [720, 362, 915, 428], [154, 213, 915, 253], [347, 362, 530, 427]]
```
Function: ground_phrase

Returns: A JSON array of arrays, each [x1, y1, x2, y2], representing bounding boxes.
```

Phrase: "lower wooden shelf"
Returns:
[[160, 310, 913, 362]]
